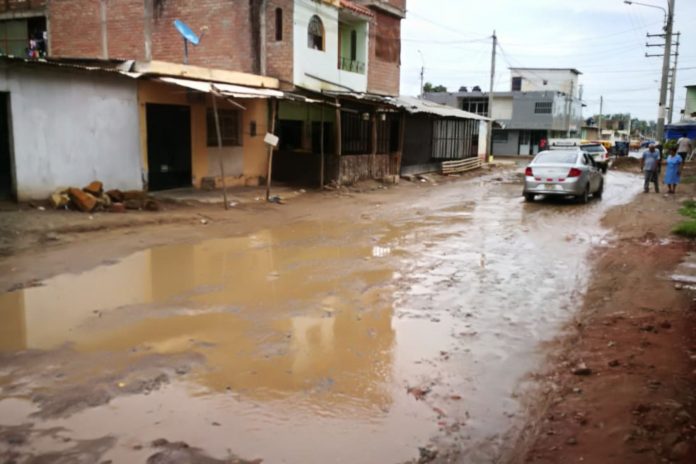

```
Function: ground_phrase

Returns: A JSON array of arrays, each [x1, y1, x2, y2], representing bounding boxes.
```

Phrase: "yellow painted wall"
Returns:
[[137, 80, 269, 189]]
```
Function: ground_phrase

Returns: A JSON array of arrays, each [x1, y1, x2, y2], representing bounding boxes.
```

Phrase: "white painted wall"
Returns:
[[491, 96, 513, 120], [512, 69, 580, 95], [0, 64, 142, 200], [478, 121, 488, 157], [293, 0, 367, 92]]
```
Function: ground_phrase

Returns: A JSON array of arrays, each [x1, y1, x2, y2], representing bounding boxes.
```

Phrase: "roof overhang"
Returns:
[[158, 77, 283, 99], [132, 60, 279, 89], [394, 96, 490, 121], [339, 0, 375, 19], [358, 0, 406, 18]]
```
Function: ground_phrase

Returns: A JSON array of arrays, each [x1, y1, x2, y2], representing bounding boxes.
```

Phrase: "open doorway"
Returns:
[[0, 93, 14, 200], [146, 104, 192, 191]]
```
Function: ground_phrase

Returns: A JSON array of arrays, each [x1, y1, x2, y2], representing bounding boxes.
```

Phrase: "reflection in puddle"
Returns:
[[0, 173, 642, 463]]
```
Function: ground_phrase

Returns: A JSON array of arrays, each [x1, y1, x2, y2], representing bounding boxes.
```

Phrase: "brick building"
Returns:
[[0, 0, 405, 97], [1, 0, 411, 192]]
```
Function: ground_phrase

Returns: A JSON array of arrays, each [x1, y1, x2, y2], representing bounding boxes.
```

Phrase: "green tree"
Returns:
[[423, 82, 448, 93]]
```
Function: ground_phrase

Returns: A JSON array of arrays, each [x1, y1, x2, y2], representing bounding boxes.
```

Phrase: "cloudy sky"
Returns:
[[400, 0, 696, 121]]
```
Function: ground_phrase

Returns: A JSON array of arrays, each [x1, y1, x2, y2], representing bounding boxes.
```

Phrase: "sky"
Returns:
[[400, 0, 696, 121]]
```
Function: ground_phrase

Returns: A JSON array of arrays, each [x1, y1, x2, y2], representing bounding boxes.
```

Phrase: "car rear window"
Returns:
[[581, 145, 604, 153], [534, 151, 578, 164]]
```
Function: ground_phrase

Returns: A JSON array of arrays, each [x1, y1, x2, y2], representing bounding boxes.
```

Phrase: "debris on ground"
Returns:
[[47, 182, 160, 213], [407, 386, 431, 401]]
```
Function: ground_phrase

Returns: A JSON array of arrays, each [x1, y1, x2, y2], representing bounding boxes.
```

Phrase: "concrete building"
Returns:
[[0, 0, 412, 191], [0, 56, 282, 200], [683, 85, 696, 121], [425, 68, 584, 156]]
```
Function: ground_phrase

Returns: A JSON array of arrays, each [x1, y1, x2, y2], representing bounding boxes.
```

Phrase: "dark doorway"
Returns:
[[146, 104, 192, 191], [0, 93, 13, 200]]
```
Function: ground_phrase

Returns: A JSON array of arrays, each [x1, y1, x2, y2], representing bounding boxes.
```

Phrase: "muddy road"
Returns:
[[0, 171, 642, 463]]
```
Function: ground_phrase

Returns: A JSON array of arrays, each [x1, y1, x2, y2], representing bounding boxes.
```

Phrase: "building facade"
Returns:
[[1, 0, 408, 191], [684, 85, 696, 121], [426, 68, 584, 156]]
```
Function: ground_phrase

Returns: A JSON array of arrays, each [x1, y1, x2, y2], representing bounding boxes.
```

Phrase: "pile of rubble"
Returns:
[[48, 181, 160, 213]]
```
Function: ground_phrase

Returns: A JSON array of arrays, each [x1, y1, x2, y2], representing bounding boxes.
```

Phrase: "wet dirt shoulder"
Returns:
[[510, 170, 696, 463], [0, 166, 514, 293]]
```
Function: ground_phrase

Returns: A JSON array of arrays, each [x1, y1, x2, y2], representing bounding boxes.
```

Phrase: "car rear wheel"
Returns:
[[524, 193, 535, 202], [577, 184, 590, 204]]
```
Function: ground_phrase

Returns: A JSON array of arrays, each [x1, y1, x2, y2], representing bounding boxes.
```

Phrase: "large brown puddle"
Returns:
[[0, 172, 641, 463]]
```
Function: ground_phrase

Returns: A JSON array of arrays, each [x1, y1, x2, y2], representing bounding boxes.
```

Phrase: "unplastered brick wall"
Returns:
[[49, 0, 102, 58], [149, 0, 255, 71], [0, 0, 46, 13], [265, 0, 293, 85], [367, 9, 401, 96], [49, 0, 258, 73]]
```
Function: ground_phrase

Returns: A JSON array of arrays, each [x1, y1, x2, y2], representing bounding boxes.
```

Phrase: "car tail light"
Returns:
[[525, 167, 533, 177], [568, 168, 582, 178]]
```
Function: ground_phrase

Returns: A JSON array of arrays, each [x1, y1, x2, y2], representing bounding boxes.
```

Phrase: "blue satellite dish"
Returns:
[[174, 19, 200, 45]]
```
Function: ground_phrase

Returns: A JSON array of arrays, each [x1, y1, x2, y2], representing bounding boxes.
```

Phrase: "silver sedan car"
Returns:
[[523, 149, 604, 203]]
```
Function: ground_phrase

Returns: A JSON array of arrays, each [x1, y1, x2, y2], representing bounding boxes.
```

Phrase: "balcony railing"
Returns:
[[339, 57, 365, 74]]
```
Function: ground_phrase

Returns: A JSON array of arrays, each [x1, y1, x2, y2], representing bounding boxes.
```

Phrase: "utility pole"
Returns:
[[598, 96, 603, 140], [486, 30, 496, 162], [668, 32, 680, 124], [566, 78, 575, 138], [656, 0, 675, 142], [418, 50, 425, 99]]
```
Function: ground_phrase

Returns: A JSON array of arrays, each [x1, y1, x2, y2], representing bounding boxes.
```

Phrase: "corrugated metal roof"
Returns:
[[158, 77, 283, 98], [393, 96, 490, 121]]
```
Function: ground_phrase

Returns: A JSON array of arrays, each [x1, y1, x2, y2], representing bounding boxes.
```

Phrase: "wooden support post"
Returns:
[[319, 100, 325, 189], [211, 92, 229, 210], [265, 99, 278, 201], [396, 111, 406, 176], [371, 112, 377, 178], [335, 98, 342, 186]]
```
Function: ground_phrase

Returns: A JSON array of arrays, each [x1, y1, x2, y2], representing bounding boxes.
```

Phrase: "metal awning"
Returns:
[[393, 96, 490, 121], [158, 76, 284, 99]]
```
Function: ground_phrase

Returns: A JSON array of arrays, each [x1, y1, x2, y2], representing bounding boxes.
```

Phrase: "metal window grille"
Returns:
[[432, 119, 476, 160], [534, 102, 553, 114], [341, 111, 371, 155], [206, 109, 241, 147]]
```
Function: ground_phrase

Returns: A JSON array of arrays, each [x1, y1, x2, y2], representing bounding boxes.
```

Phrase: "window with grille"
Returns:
[[432, 119, 476, 159], [341, 111, 371, 155], [308, 15, 324, 50], [492, 131, 508, 143], [207, 109, 241, 147], [534, 102, 552, 114]]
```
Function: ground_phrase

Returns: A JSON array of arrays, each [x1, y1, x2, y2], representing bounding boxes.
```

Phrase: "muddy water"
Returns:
[[0, 172, 641, 463]]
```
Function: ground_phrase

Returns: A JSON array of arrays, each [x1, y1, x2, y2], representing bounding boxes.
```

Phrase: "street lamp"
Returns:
[[624, 0, 675, 141], [623, 0, 667, 26]]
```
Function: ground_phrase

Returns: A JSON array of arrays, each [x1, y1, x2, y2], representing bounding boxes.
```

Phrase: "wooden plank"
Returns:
[[441, 157, 482, 175]]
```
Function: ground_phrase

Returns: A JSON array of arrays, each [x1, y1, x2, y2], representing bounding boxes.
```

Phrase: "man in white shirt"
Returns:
[[677, 136, 692, 162]]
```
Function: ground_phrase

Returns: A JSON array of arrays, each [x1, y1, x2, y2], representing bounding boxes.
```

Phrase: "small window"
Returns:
[[492, 131, 508, 143], [308, 15, 324, 51], [275, 8, 283, 41], [534, 102, 553, 114], [207, 109, 241, 147], [512, 76, 522, 91]]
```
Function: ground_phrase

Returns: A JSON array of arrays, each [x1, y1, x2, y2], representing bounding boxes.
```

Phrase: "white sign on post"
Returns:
[[264, 133, 279, 147]]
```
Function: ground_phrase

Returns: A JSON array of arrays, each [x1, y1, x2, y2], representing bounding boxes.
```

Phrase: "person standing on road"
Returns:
[[677, 136, 692, 162], [664, 149, 683, 194], [640, 144, 661, 193]]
